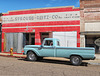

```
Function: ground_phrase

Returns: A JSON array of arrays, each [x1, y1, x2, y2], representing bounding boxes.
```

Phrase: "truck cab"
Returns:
[[38, 38, 60, 57]]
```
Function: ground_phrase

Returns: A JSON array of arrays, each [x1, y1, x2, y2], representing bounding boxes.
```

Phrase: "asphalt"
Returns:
[[0, 52, 100, 65]]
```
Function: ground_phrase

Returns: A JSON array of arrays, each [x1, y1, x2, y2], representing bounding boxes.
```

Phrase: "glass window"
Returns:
[[44, 40, 53, 46]]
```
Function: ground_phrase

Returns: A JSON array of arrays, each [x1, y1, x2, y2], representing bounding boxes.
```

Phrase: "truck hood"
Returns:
[[24, 45, 41, 48]]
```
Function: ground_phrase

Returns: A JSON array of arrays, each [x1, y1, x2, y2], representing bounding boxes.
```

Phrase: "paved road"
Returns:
[[0, 56, 100, 76]]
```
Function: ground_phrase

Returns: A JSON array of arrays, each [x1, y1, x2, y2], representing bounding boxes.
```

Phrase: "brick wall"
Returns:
[[80, 0, 100, 9], [80, 0, 100, 32]]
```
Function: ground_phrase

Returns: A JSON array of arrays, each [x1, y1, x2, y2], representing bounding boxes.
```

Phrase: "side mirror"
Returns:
[[38, 45, 43, 50], [41, 45, 43, 48]]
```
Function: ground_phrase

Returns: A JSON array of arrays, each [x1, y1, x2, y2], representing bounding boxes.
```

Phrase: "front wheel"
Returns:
[[27, 52, 37, 61], [70, 56, 82, 66]]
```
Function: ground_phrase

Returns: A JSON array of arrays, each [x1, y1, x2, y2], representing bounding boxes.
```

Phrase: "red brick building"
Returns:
[[1, 6, 80, 53], [80, 0, 100, 53]]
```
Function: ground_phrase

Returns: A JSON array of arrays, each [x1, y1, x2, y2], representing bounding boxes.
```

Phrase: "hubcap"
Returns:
[[72, 57, 79, 64], [29, 53, 35, 60]]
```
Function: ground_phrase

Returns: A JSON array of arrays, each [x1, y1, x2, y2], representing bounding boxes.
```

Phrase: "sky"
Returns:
[[0, 0, 79, 13]]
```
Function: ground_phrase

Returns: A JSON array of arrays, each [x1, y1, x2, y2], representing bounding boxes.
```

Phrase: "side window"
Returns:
[[44, 40, 53, 46]]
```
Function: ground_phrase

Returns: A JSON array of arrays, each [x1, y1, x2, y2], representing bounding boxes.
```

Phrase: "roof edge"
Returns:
[[3, 6, 79, 14]]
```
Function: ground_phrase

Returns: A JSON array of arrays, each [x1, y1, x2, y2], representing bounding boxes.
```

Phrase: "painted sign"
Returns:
[[94, 38, 100, 46], [2, 11, 80, 24]]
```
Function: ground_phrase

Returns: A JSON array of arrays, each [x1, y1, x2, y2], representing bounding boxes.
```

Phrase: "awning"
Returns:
[[80, 31, 100, 35]]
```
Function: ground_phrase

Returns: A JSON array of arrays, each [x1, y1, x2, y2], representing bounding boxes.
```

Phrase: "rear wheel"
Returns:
[[27, 51, 37, 61], [70, 56, 82, 66]]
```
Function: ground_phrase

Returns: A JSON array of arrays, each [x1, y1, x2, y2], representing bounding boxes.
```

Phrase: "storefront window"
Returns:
[[86, 35, 100, 54]]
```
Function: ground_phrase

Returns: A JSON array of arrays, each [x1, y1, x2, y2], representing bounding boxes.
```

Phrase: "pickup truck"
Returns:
[[23, 38, 95, 66]]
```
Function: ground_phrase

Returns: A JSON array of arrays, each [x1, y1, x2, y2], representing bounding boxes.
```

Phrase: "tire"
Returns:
[[27, 51, 37, 61], [70, 56, 82, 66]]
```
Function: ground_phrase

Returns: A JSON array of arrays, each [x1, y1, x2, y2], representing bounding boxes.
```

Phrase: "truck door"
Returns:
[[38, 40, 55, 57]]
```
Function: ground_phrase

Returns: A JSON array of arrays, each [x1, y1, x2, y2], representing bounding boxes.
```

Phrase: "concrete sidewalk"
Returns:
[[86, 54, 100, 65], [0, 52, 100, 65], [0, 53, 26, 58]]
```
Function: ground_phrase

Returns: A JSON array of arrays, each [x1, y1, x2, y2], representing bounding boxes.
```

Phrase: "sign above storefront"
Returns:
[[94, 38, 100, 46], [2, 11, 80, 24]]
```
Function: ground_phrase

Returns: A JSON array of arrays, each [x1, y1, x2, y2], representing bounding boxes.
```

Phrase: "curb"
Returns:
[[88, 62, 100, 65], [0, 54, 26, 58]]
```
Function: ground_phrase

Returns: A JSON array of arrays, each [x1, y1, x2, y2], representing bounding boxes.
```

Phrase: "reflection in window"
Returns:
[[44, 40, 53, 46]]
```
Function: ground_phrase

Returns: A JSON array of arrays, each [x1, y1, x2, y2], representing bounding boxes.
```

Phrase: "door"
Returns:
[[65, 32, 77, 47], [5, 33, 23, 53], [41, 33, 49, 43], [38, 40, 55, 57], [31, 37, 35, 45], [53, 31, 77, 47], [29, 33, 35, 45]]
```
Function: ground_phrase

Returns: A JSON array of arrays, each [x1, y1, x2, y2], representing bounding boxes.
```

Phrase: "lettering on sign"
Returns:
[[94, 38, 100, 46], [2, 11, 80, 24]]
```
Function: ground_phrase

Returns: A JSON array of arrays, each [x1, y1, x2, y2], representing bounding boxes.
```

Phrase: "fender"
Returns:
[[69, 53, 83, 58], [25, 48, 41, 56]]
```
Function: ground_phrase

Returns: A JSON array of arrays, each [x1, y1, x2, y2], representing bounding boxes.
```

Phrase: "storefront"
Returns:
[[1, 6, 80, 53], [80, 0, 100, 53], [80, 32, 100, 53], [86, 35, 100, 53]]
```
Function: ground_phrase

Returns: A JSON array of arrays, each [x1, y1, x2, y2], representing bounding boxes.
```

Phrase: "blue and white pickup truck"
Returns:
[[23, 38, 95, 66]]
